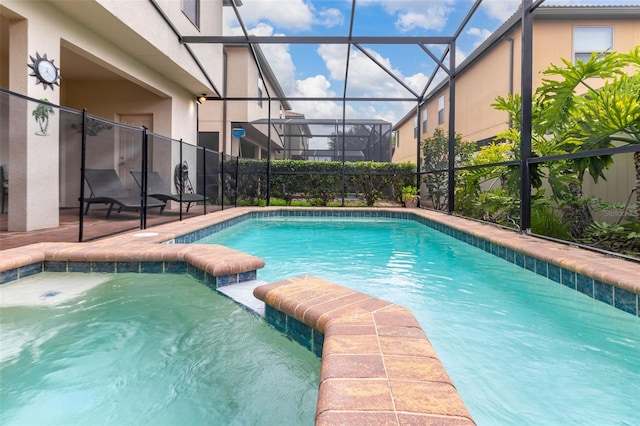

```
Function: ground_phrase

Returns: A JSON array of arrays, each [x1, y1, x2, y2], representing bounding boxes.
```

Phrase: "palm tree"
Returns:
[[32, 98, 54, 136]]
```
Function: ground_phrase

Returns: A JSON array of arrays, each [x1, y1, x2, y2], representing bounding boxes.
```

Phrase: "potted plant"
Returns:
[[32, 98, 54, 136], [401, 185, 419, 208]]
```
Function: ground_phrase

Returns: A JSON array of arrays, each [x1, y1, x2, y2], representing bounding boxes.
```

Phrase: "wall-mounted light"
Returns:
[[197, 94, 207, 104]]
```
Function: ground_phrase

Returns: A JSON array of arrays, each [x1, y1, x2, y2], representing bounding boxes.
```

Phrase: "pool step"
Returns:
[[217, 280, 268, 316]]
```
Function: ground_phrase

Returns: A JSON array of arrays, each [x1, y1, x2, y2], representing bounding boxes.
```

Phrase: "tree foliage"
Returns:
[[475, 48, 640, 251], [421, 128, 476, 210]]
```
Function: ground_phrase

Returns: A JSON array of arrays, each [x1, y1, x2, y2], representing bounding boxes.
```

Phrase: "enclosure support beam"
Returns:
[[78, 109, 87, 242], [182, 35, 453, 45], [447, 41, 457, 214], [267, 100, 272, 206], [520, 0, 534, 233], [415, 102, 421, 190], [141, 127, 149, 230]]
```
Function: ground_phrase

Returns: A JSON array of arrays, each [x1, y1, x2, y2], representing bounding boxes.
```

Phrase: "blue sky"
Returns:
[[224, 0, 640, 125]]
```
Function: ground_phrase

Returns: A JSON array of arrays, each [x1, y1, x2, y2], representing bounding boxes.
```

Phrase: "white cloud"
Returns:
[[317, 44, 433, 101], [243, 22, 274, 36], [405, 73, 429, 95], [354, 103, 413, 124], [292, 75, 336, 98], [396, 12, 432, 32], [312, 43, 441, 123], [480, 0, 521, 22], [316, 44, 349, 81], [223, 0, 344, 32], [467, 27, 493, 48], [262, 42, 297, 94], [226, 0, 314, 31], [317, 8, 344, 28], [358, 0, 457, 32], [289, 75, 349, 120]]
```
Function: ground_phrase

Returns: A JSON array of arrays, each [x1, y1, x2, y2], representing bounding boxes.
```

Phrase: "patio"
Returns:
[[0, 205, 223, 251]]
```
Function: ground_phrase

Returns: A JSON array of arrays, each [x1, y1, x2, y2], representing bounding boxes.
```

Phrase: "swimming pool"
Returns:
[[0, 272, 320, 426], [199, 216, 640, 425]]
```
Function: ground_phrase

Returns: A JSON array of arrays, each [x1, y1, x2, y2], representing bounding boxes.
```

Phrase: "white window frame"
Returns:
[[573, 26, 613, 63], [438, 95, 445, 125], [413, 116, 418, 139]]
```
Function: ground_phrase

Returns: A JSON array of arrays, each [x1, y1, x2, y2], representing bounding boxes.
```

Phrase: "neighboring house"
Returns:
[[199, 44, 299, 160], [280, 111, 311, 160], [392, 4, 640, 211], [392, 5, 640, 165]]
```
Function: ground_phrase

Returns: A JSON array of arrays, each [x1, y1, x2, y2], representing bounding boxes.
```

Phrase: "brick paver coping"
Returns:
[[254, 275, 476, 426]]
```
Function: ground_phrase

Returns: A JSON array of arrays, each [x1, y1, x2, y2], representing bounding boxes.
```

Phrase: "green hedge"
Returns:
[[231, 159, 416, 206]]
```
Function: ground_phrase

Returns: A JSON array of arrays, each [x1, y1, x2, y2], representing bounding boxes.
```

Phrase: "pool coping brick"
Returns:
[[253, 274, 476, 425], [2, 206, 639, 426]]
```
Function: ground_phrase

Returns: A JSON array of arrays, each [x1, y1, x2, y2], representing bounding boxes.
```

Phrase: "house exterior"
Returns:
[[392, 5, 640, 183], [198, 44, 302, 160], [0, 0, 299, 232]]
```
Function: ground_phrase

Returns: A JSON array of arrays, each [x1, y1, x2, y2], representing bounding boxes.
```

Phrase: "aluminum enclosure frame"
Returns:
[[176, 0, 539, 231]]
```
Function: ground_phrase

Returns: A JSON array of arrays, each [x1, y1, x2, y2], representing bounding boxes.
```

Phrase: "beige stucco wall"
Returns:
[[223, 46, 286, 157], [0, 0, 224, 230], [3, 2, 62, 231], [396, 16, 639, 161], [394, 15, 639, 210], [392, 111, 418, 165], [454, 34, 517, 143]]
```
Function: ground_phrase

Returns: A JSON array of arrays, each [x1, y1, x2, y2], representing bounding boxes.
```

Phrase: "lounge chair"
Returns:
[[83, 169, 165, 218], [130, 170, 209, 212]]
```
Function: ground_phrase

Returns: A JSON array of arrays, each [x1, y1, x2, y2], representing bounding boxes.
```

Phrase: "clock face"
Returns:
[[28, 52, 60, 90], [37, 60, 58, 84]]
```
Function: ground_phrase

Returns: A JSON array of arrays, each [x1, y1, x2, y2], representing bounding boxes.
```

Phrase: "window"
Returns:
[[573, 27, 612, 63], [182, 0, 199, 28], [413, 117, 418, 138], [438, 96, 445, 125], [257, 78, 264, 108], [421, 109, 428, 133]]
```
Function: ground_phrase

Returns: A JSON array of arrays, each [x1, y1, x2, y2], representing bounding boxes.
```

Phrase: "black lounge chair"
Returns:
[[83, 169, 165, 218], [130, 170, 208, 212]]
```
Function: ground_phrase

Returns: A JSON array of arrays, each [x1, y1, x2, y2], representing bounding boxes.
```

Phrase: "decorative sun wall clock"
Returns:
[[28, 52, 60, 90]]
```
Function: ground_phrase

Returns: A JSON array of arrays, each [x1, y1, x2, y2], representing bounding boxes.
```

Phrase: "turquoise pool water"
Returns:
[[199, 217, 640, 425], [0, 273, 320, 426]]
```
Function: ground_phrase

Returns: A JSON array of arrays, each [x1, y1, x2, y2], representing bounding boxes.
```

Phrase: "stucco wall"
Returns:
[[393, 14, 638, 212], [0, 0, 225, 229]]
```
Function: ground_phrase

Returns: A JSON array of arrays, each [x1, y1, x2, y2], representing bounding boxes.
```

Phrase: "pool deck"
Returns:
[[1, 206, 639, 425]]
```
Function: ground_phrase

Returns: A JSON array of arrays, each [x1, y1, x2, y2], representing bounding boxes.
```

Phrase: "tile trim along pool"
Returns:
[[170, 208, 639, 317], [1, 207, 639, 425]]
